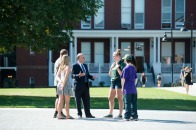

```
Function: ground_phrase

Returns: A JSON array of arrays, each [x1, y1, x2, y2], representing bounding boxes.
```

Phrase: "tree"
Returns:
[[0, 0, 103, 53]]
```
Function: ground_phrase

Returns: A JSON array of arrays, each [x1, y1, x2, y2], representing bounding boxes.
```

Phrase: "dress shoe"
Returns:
[[86, 115, 95, 118]]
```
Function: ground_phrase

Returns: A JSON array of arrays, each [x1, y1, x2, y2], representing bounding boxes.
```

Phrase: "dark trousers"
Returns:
[[124, 94, 138, 119], [74, 84, 91, 117]]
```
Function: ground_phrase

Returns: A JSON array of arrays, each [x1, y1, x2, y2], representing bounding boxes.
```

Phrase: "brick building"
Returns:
[[0, 0, 196, 87]]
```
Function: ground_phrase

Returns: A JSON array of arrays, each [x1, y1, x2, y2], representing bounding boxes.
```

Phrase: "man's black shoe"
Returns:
[[53, 111, 58, 118], [86, 115, 95, 118]]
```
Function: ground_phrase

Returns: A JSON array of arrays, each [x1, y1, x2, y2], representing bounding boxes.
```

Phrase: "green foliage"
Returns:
[[0, 0, 103, 54], [98, 81, 105, 86]]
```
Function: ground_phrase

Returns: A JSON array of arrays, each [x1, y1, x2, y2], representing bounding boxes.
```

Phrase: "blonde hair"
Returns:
[[113, 49, 121, 56], [60, 54, 70, 71]]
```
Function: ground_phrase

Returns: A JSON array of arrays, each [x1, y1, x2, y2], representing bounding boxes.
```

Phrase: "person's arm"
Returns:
[[56, 67, 62, 83], [71, 64, 84, 79], [121, 78, 125, 92], [109, 62, 115, 77]]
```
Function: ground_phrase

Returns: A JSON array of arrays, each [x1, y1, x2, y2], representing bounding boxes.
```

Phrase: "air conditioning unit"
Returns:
[[175, 22, 183, 29], [121, 24, 131, 29], [134, 24, 144, 29]]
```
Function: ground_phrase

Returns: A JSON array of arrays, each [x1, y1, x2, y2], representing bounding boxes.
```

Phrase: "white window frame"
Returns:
[[134, 0, 145, 29], [94, 0, 105, 29], [121, 0, 132, 29], [175, 0, 185, 29], [161, 0, 172, 29], [30, 46, 35, 55], [81, 16, 92, 29], [29, 77, 35, 85]]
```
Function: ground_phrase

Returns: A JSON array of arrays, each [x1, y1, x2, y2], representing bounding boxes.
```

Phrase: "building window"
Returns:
[[134, 0, 145, 29], [162, 0, 172, 29], [81, 16, 91, 29], [30, 46, 35, 55], [94, 0, 104, 29], [175, 0, 185, 29], [161, 42, 171, 64], [81, 42, 91, 63], [94, 42, 104, 64], [121, 42, 131, 57], [29, 77, 35, 86], [121, 0, 131, 29]]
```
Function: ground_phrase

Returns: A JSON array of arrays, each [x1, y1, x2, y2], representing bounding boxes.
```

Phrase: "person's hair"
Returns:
[[60, 55, 70, 71], [77, 53, 83, 60], [60, 49, 68, 56], [113, 49, 121, 57], [185, 66, 190, 71]]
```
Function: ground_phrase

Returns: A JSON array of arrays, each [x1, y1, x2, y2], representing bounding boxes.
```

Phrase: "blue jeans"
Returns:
[[124, 94, 138, 119]]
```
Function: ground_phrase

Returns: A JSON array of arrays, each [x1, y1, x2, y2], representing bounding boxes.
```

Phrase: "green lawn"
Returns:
[[0, 87, 196, 111]]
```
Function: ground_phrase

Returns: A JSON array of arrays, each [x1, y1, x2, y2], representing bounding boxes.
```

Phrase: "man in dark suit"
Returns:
[[72, 53, 97, 118]]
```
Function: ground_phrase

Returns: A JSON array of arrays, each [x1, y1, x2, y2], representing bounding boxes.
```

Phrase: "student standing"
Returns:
[[104, 49, 126, 118], [121, 55, 138, 121]]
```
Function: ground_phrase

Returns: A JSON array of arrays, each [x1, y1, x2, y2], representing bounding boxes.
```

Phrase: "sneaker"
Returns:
[[53, 111, 58, 118], [114, 115, 122, 119], [124, 118, 130, 121], [103, 114, 113, 118]]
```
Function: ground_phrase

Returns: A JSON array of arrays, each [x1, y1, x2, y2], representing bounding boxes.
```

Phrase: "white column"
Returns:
[[153, 37, 157, 63], [116, 37, 119, 50], [69, 37, 73, 65], [74, 36, 77, 62], [111, 37, 114, 63], [48, 50, 53, 86], [158, 37, 161, 63]]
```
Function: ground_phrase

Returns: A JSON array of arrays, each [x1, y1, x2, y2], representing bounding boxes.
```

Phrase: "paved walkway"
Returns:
[[0, 108, 196, 130], [159, 84, 196, 96]]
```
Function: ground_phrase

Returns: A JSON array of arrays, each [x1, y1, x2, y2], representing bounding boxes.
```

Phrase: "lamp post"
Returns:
[[180, 14, 194, 69], [162, 26, 174, 83]]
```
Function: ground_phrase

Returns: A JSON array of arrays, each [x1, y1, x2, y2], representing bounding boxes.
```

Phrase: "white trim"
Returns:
[[72, 30, 196, 38], [158, 37, 161, 63], [74, 36, 77, 62], [153, 37, 157, 63], [0, 67, 17, 71]]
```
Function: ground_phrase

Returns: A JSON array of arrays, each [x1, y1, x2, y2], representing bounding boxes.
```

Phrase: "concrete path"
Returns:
[[159, 84, 196, 96], [0, 108, 196, 130]]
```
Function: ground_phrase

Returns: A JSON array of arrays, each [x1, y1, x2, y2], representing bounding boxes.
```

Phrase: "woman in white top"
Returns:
[[56, 55, 73, 119]]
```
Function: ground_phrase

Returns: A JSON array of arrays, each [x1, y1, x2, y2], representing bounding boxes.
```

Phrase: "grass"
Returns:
[[0, 87, 196, 111]]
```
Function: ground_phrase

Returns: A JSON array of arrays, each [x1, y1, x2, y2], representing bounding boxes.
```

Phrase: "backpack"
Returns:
[[157, 75, 161, 80]]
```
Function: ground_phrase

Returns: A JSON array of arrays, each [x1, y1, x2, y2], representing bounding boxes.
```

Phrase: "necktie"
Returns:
[[81, 64, 87, 82], [81, 64, 86, 73]]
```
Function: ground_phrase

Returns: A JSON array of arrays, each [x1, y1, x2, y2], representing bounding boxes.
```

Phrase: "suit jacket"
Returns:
[[72, 62, 94, 90]]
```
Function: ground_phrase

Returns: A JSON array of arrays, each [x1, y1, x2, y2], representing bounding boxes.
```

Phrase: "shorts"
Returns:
[[110, 80, 122, 89]]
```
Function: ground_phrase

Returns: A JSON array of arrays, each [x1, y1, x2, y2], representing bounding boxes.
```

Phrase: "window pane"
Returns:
[[163, 0, 171, 7], [81, 42, 91, 63], [122, 13, 131, 23], [121, 42, 131, 57], [122, 0, 131, 7], [121, 0, 131, 24], [135, 13, 144, 23], [95, 13, 104, 28], [175, 13, 184, 22], [135, 0, 144, 12], [94, 0, 104, 29], [176, 0, 184, 12], [94, 42, 104, 64]]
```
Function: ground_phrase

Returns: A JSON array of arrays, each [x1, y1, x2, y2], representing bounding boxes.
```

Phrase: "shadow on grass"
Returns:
[[0, 96, 196, 111]]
